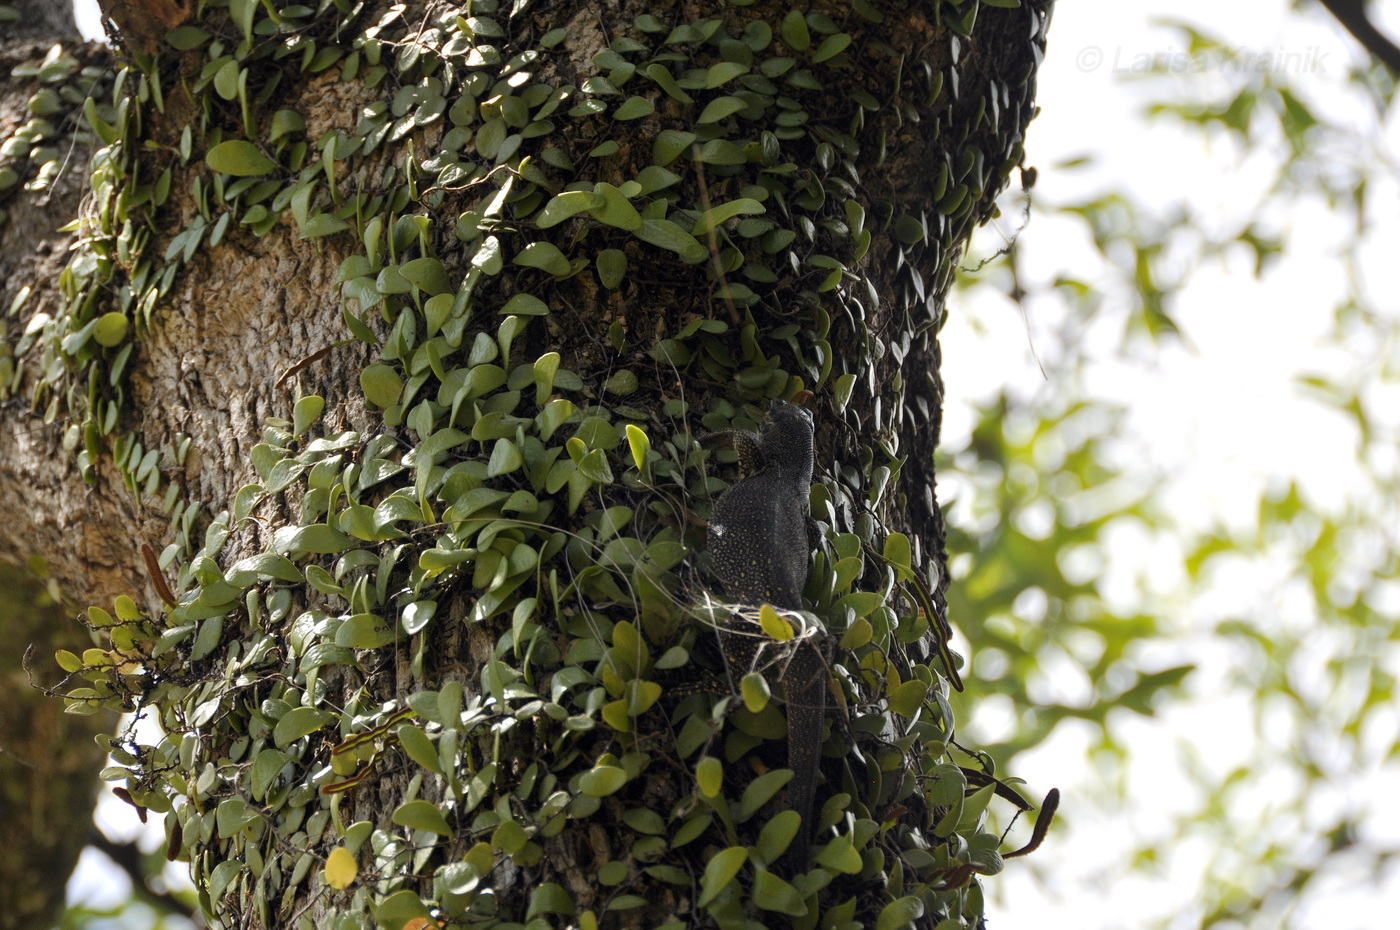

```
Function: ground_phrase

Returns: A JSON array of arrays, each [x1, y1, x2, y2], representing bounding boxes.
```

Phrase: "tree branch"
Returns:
[[1318, 0, 1400, 75]]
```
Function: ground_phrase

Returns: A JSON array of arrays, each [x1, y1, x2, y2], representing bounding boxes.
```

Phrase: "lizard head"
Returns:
[[759, 399, 815, 476]]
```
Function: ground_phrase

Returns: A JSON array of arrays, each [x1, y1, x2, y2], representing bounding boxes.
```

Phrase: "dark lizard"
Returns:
[[704, 398, 825, 872]]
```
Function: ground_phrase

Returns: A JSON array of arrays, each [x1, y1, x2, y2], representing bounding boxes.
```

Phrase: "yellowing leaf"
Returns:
[[601, 700, 632, 732], [696, 755, 722, 797], [324, 846, 357, 889], [758, 604, 794, 640], [626, 680, 663, 715], [625, 424, 650, 473], [741, 672, 770, 712]]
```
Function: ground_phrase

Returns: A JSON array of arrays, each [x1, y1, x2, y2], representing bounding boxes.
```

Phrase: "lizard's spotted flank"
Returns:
[[704, 398, 824, 872]]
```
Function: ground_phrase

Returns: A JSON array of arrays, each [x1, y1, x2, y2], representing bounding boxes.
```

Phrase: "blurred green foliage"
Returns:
[[938, 11, 1400, 929]]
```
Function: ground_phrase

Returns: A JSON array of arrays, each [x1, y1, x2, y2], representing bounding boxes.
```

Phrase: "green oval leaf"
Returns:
[[166, 25, 211, 50], [645, 63, 693, 104], [691, 197, 764, 236], [92, 312, 129, 347], [205, 139, 277, 176], [705, 62, 749, 87], [876, 896, 926, 930], [840, 617, 873, 650], [756, 809, 801, 864], [815, 833, 864, 873], [603, 369, 638, 395], [393, 799, 452, 835], [334, 612, 396, 649], [215, 796, 257, 836], [695, 138, 747, 165], [652, 129, 695, 166], [883, 530, 913, 576], [614, 96, 654, 120], [625, 680, 662, 715], [487, 438, 523, 476], [273, 706, 331, 748], [696, 95, 746, 124], [527, 882, 576, 918], [400, 257, 452, 295], [697, 846, 748, 907], [596, 248, 627, 288], [752, 868, 806, 915], [781, 10, 811, 51], [533, 351, 560, 405], [360, 363, 403, 408], [535, 190, 605, 228], [635, 218, 707, 264], [739, 768, 794, 821], [377, 889, 431, 925], [834, 590, 884, 619], [514, 241, 572, 276], [273, 523, 355, 556], [579, 764, 628, 797], [394, 725, 441, 777], [590, 182, 642, 231], [401, 600, 437, 635], [813, 32, 853, 63], [634, 165, 680, 195], [833, 372, 857, 413], [888, 679, 930, 718], [502, 293, 550, 317], [292, 395, 324, 436], [249, 748, 292, 800]]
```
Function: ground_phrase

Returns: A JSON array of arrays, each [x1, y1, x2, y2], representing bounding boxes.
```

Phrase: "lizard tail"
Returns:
[[781, 640, 826, 874]]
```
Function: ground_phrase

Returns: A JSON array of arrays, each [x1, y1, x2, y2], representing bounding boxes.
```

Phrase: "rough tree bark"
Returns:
[[0, 0, 1051, 927], [0, 2, 119, 926]]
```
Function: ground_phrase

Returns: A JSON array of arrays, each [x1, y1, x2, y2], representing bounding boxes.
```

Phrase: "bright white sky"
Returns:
[[65, 1, 1400, 928], [946, 2, 1400, 929]]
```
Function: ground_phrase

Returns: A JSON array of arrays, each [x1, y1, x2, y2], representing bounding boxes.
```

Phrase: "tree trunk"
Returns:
[[1, 0, 1051, 927], [1, 4, 121, 927]]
